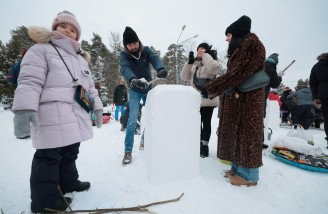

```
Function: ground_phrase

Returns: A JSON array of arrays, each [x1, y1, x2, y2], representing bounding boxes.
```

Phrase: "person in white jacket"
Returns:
[[180, 43, 223, 158], [12, 11, 103, 212]]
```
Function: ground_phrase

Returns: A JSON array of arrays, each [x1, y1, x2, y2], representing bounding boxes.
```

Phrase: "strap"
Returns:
[[49, 42, 78, 82]]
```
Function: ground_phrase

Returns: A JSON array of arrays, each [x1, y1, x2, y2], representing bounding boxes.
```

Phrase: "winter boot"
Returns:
[[227, 174, 257, 187], [139, 143, 144, 150], [35, 197, 72, 213], [122, 152, 132, 165], [200, 142, 209, 158], [72, 181, 90, 192], [62, 181, 90, 194], [262, 143, 269, 149]]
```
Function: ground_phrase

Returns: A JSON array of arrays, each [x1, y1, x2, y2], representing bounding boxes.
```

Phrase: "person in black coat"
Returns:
[[280, 87, 294, 124], [264, 53, 282, 103], [309, 52, 328, 147], [113, 79, 128, 121], [263, 53, 282, 148]]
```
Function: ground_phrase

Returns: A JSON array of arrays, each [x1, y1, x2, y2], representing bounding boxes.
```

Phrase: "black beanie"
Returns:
[[225, 15, 251, 37], [197, 43, 210, 51], [123, 26, 139, 46]]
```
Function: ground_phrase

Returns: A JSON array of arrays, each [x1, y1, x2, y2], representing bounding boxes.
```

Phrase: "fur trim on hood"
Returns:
[[27, 26, 91, 63], [317, 53, 328, 61]]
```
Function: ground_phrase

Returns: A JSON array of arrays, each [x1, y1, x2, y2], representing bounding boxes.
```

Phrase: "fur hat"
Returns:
[[266, 53, 279, 65], [52, 10, 81, 41], [197, 43, 210, 51], [225, 15, 251, 37], [123, 26, 139, 46]]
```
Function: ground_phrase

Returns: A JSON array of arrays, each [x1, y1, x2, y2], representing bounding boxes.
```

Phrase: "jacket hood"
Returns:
[[299, 87, 311, 94], [27, 26, 91, 63], [317, 53, 328, 61]]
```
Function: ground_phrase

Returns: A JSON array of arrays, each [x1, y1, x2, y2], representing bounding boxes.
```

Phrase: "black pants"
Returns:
[[200, 106, 215, 142], [321, 98, 328, 140], [30, 143, 80, 212], [281, 110, 290, 123], [291, 105, 313, 129]]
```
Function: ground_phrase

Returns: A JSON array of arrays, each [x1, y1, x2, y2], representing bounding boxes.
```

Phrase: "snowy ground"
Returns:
[[0, 101, 328, 214]]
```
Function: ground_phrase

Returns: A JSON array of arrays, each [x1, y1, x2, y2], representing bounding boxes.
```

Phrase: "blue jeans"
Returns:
[[231, 163, 259, 182], [124, 90, 147, 152], [115, 105, 125, 121]]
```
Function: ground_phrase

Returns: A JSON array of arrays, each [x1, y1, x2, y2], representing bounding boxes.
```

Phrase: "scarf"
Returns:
[[51, 31, 84, 54]]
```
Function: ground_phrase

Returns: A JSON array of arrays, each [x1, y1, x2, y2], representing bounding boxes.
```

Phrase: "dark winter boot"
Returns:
[[62, 181, 90, 194], [122, 152, 132, 165], [200, 142, 209, 158], [49, 197, 72, 212], [262, 143, 269, 149], [73, 181, 90, 192], [36, 197, 72, 213]]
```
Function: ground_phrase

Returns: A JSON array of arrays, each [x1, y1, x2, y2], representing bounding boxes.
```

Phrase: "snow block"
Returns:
[[264, 100, 281, 142], [144, 85, 201, 184]]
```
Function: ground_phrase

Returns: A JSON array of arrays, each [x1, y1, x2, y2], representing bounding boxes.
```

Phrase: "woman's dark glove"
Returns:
[[188, 51, 195, 64]]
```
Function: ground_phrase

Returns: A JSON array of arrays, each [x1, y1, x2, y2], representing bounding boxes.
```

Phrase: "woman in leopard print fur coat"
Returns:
[[206, 15, 266, 186]]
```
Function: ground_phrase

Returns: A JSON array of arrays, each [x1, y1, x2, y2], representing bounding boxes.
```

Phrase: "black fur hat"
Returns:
[[225, 15, 251, 37], [123, 26, 139, 46], [197, 43, 210, 51]]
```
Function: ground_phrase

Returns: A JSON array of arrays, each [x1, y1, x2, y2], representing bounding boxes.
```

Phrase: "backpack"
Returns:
[[7, 61, 21, 85]]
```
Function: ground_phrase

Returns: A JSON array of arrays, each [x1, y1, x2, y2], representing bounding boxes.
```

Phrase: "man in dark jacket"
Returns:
[[287, 83, 313, 130], [120, 26, 167, 165], [113, 79, 128, 121], [309, 53, 328, 148]]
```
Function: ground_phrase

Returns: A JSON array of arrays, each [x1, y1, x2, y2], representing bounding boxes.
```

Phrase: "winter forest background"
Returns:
[[0, 26, 310, 106]]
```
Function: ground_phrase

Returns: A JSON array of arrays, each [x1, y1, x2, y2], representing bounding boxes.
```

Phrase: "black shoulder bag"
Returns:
[[193, 66, 213, 91]]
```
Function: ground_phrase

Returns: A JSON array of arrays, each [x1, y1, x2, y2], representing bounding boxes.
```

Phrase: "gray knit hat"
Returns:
[[52, 10, 81, 41], [266, 53, 279, 65]]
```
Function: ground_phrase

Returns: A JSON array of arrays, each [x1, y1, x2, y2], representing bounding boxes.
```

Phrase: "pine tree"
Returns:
[[0, 26, 34, 99]]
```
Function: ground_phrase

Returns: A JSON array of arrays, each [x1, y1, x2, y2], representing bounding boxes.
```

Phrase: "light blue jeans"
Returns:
[[124, 90, 147, 152], [231, 163, 259, 182], [115, 105, 125, 121]]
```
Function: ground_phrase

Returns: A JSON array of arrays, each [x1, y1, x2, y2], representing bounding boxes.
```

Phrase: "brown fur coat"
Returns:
[[206, 33, 266, 168]]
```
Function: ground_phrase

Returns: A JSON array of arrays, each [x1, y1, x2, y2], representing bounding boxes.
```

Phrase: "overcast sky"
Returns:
[[1, 0, 327, 88]]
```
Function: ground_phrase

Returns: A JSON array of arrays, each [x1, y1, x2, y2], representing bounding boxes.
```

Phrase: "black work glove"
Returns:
[[209, 50, 218, 60], [157, 69, 168, 78], [188, 51, 195, 64], [201, 88, 209, 99], [131, 78, 149, 90]]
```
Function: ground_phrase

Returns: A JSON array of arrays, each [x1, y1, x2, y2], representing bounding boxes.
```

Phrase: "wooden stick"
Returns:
[[45, 193, 184, 213]]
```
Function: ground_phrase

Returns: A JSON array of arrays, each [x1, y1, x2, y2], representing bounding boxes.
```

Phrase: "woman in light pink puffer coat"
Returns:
[[12, 11, 103, 212]]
